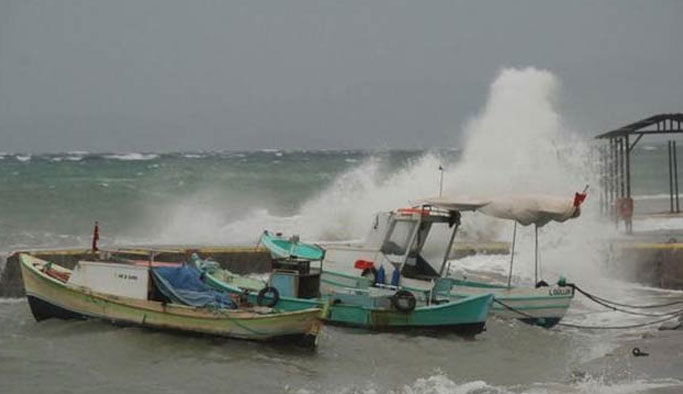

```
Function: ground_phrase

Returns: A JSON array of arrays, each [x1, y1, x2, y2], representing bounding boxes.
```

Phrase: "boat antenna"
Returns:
[[534, 224, 539, 285], [438, 165, 445, 197], [507, 221, 517, 289]]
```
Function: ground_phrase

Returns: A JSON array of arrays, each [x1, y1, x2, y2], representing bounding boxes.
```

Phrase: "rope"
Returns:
[[493, 299, 683, 330], [572, 284, 683, 309], [571, 286, 683, 318]]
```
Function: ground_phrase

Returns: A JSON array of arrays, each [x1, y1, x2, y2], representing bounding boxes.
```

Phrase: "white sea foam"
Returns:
[[104, 153, 159, 161], [294, 374, 683, 394], [0, 298, 25, 305], [632, 216, 683, 232], [183, 153, 205, 159], [633, 193, 681, 201], [16, 154, 31, 162]]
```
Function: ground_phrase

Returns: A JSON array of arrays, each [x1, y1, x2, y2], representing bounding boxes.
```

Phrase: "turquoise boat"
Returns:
[[320, 194, 585, 328], [260, 231, 325, 261], [194, 246, 493, 336]]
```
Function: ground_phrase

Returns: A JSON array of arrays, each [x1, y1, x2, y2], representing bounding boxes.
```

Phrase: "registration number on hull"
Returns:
[[548, 286, 573, 296]]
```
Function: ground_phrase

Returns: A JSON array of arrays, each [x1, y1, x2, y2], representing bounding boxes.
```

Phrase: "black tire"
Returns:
[[391, 290, 417, 312], [256, 286, 280, 307]]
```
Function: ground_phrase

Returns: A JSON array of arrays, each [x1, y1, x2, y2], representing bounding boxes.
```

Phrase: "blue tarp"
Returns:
[[151, 264, 236, 309]]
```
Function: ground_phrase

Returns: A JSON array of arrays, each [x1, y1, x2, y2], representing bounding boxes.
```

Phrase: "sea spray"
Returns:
[[152, 67, 617, 289]]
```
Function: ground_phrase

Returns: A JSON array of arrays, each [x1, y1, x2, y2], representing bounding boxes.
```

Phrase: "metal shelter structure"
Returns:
[[596, 113, 683, 233]]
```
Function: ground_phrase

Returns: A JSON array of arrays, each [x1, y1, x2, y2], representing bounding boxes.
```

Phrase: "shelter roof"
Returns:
[[595, 113, 683, 139]]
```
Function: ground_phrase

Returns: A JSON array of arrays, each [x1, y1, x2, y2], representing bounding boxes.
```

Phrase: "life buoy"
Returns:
[[256, 286, 280, 307], [391, 290, 417, 312], [617, 197, 634, 219]]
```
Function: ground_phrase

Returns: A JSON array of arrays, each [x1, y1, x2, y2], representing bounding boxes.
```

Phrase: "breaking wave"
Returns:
[[154, 67, 612, 289], [104, 153, 159, 161]]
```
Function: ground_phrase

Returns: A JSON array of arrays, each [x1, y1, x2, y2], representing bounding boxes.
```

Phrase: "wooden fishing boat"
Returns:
[[19, 253, 323, 347], [195, 236, 493, 336], [320, 193, 586, 328]]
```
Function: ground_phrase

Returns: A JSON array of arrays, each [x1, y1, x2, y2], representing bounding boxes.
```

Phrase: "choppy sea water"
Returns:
[[1, 149, 683, 393]]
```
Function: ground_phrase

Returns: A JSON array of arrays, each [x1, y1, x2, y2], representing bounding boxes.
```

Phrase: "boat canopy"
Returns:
[[419, 194, 581, 227]]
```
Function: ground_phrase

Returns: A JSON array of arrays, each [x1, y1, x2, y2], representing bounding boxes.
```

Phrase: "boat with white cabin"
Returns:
[[320, 192, 587, 327]]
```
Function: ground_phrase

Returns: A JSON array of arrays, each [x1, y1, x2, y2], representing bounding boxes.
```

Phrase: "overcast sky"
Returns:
[[0, 1, 681, 153]]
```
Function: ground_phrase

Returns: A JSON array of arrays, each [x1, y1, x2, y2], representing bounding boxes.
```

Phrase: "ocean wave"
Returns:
[[183, 153, 205, 159], [0, 298, 25, 305], [104, 153, 159, 161], [15, 154, 31, 162], [293, 374, 683, 394], [633, 194, 680, 201]]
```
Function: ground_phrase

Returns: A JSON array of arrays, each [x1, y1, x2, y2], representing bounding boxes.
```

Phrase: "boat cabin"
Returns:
[[323, 207, 461, 283], [269, 258, 321, 299]]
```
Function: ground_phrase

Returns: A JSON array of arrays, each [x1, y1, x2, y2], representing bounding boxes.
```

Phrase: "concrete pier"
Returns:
[[2, 238, 682, 297], [0, 242, 512, 298]]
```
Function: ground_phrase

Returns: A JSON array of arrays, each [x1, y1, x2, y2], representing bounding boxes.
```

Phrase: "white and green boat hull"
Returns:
[[20, 254, 323, 346], [321, 270, 573, 328]]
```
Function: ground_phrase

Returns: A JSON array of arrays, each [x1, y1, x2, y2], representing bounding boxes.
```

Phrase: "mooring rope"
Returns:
[[570, 285, 683, 318], [493, 299, 683, 330], [571, 284, 683, 309]]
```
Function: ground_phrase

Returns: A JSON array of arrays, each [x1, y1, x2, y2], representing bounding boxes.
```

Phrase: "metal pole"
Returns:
[[399, 213, 423, 272], [438, 166, 444, 198], [534, 224, 539, 285], [600, 144, 606, 214], [667, 141, 674, 213], [675, 141, 680, 213], [619, 138, 625, 198], [507, 221, 517, 289], [625, 134, 631, 198], [625, 135, 632, 234], [438, 220, 460, 277], [610, 138, 619, 223]]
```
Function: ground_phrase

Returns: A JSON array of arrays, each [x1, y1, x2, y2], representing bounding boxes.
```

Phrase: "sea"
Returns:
[[1, 147, 683, 394], [2, 69, 682, 393]]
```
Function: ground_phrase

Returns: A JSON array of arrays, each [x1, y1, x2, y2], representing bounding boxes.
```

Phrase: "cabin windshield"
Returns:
[[400, 221, 445, 280], [381, 220, 416, 255]]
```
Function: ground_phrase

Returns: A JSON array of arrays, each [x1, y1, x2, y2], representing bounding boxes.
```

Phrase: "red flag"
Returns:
[[573, 185, 589, 207], [92, 222, 100, 252], [573, 192, 587, 207]]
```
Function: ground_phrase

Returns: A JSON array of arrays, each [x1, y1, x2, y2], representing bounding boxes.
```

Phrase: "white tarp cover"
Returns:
[[419, 194, 580, 227]]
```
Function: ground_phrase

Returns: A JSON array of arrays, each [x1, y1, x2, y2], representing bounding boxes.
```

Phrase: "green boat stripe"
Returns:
[[324, 278, 572, 303], [490, 304, 570, 311]]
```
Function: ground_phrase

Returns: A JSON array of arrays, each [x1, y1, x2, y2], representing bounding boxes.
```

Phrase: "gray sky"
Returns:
[[1, 1, 681, 153]]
